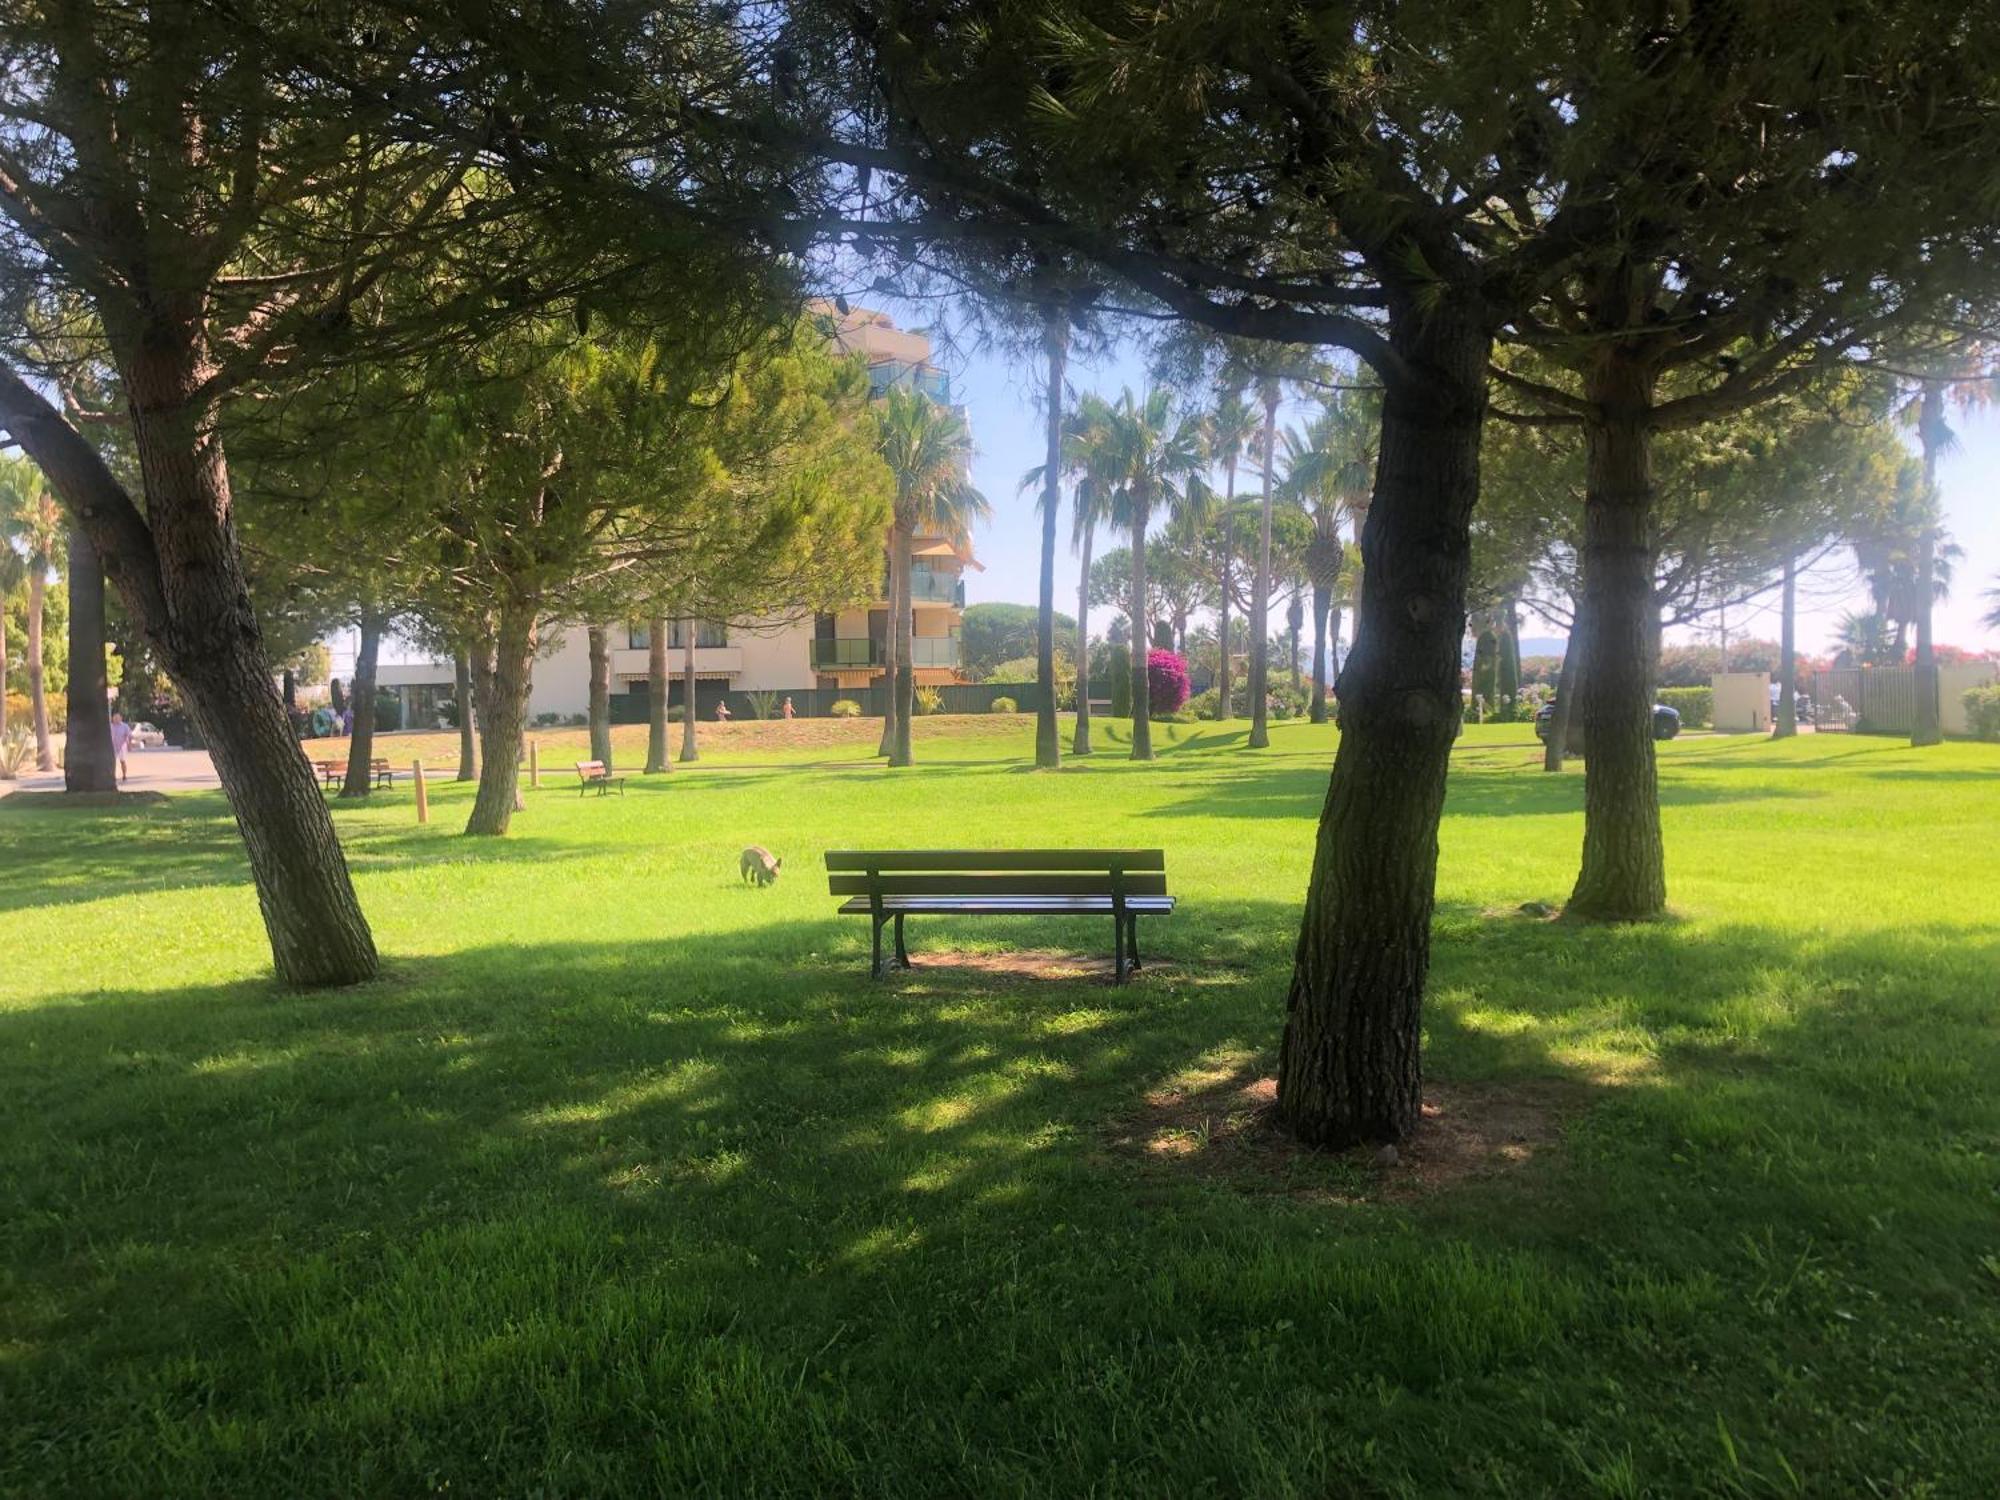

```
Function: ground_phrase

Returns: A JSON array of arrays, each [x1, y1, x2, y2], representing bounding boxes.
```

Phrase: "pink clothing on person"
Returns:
[[110, 720, 133, 757]]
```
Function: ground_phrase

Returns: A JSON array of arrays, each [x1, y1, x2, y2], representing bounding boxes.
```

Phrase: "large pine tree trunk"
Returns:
[[467, 601, 536, 836], [454, 651, 478, 780], [1774, 554, 1798, 738], [587, 624, 614, 769], [1128, 499, 1153, 760], [1310, 584, 1331, 724], [1248, 397, 1277, 749], [27, 570, 55, 769], [891, 526, 916, 767], [1277, 306, 1489, 1147], [1568, 357, 1667, 921], [1035, 312, 1066, 770], [645, 616, 671, 773], [679, 624, 701, 762], [1072, 525, 1094, 755], [340, 606, 384, 799], [64, 528, 117, 793]]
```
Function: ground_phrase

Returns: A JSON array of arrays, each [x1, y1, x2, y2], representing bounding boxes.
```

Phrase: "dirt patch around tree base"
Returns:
[[889, 948, 1177, 983], [1107, 1065, 1580, 1201]]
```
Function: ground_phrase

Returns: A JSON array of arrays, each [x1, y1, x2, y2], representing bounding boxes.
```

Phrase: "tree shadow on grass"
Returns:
[[6, 901, 1998, 1494]]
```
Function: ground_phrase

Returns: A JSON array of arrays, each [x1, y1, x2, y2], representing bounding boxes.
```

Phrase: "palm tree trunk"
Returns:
[[63, 527, 116, 793], [679, 622, 700, 762], [454, 651, 478, 780], [1289, 589, 1303, 692], [645, 616, 671, 773], [27, 568, 54, 769], [1073, 523, 1094, 755], [891, 526, 916, 766], [1774, 554, 1798, 739], [1310, 584, 1331, 723], [877, 530, 899, 756], [1129, 498, 1153, 760], [340, 606, 384, 799], [1249, 390, 1277, 749], [1911, 386, 1945, 746], [1217, 461, 1236, 718], [1035, 310, 1066, 770]]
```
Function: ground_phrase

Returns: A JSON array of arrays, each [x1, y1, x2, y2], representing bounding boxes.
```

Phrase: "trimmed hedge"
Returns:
[[1963, 684, 2000, 742], [1657, 686, 1712, 728]]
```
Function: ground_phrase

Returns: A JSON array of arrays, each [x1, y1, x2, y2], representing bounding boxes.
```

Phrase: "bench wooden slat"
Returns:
[[829, 872, 1169, 898], [837, 895, 1174, 915], [825, 848, 1165, 873]]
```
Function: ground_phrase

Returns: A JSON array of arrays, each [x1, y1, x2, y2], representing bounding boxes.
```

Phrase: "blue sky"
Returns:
[[942, 333, 2000, 660]]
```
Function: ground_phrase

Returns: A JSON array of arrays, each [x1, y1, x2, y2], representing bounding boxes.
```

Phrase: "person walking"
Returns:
[[109, 710, 133, 783], [781, 696, 796, 720]]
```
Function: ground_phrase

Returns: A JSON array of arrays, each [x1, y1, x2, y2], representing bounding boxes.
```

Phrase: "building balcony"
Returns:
[[612, 645, 742, 678], [811, 637, 960, 671]]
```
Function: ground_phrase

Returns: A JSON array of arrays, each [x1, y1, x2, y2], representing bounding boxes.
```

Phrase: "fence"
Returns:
[[1805, 665, 1929, 735]]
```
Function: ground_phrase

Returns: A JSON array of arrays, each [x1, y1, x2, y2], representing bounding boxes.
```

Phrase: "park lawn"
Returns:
[[2, 721, 1997, 1496]]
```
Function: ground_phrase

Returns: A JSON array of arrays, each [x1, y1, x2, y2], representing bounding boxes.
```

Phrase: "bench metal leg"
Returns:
[[894, 912, 909, 969], [1127, 915, 1142, 972], [1114, 913, 1126, 984], [871, 913, 884, 976]]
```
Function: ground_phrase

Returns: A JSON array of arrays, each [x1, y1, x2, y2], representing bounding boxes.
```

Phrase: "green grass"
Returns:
[[3, 719, 1997, 1496]]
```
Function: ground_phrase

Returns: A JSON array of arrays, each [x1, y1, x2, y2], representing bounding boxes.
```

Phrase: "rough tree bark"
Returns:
[[1127, 496, 1154, 760], [645, 616, 671, 773], [1035, 310, 1066, 770], [0, 353, 377, 985], [1774, 553, 1798, 738], [679, 622, 701, 762], [454, 651, 478, 780], [1248, 389, 1278, 749], [890, 527, 916, 766], [63, 527, 116, 793], [466, 600, 536, 836], [1278, 305, 1490, 1147], [340, 606, 384, 799], [1072, 523, 1094, 755], [587, 624, 613, 769], [1568, 353, 1668, 920]]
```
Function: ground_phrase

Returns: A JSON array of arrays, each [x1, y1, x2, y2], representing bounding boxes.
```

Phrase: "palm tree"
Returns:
[[0, 458, 61, 770], [876, 385, 988, 767], [1023, 390, 1115, 755], [1097, 388, 1208, 761], [1833, 610, 1897, 667], [1983, 575, 2000, 634], [1204, 389, 1257, 718], [1032, 308, 1068, 769], [1280, 388, 1378, 722], [1246, 376, 1282, 749]]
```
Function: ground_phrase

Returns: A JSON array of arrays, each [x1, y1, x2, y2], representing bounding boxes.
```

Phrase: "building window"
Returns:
[[667, 619, 728, 649], [626, 623, 650, 650]]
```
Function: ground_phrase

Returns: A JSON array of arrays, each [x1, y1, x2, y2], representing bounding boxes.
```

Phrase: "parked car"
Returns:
[[127, 721, 167, 749], [1534, 700, 1680, 744]]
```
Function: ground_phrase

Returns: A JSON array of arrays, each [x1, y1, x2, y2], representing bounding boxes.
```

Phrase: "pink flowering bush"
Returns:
[[1147, 649, 1191, 715]]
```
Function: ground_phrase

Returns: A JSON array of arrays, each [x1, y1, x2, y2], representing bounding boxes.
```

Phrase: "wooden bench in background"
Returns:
[[826, 849, 1173, 983], [574, 759, 626, 797], [313, 757, 394, 791]]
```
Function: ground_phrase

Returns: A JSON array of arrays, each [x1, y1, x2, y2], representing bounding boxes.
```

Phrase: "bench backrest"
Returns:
[[575, 760, 607, 777], [825, 849, 1167, 899]]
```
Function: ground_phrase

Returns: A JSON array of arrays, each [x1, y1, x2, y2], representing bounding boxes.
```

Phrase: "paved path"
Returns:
[[0, 747, 224, 796]]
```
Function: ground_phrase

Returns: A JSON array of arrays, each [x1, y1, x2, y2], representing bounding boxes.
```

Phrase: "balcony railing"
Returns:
[[810, 637, 960, 670], [811, 638, 881, 669], [908, 568, 964, 605]]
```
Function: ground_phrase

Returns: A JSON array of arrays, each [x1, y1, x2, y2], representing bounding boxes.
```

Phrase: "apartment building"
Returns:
[[372, 306, 976, 723]]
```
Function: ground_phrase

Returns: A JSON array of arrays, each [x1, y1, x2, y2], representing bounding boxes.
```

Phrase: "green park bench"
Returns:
[[825, 849, 1173, 983]]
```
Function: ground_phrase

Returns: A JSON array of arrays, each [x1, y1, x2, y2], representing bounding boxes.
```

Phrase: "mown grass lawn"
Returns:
[[3, 720, 1997, 1497]]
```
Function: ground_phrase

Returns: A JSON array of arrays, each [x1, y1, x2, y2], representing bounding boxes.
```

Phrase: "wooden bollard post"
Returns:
[[529, 739, 541, 788], [413, 760, 429, 823]]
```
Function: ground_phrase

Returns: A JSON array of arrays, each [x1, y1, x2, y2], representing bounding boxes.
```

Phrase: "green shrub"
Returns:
[[373, 690, 403, 733], [914, 686, 943, 716], [829, 699, 862, 718], [1266, 682, 1309, 721], [989, 696, 1018, 715], [1963, 684, 2000, 742], [1657, 686, 1712, 728], [667, 704, 685, 723], [1184, 688, 1222, 720], [744, 690, 778, 720]]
